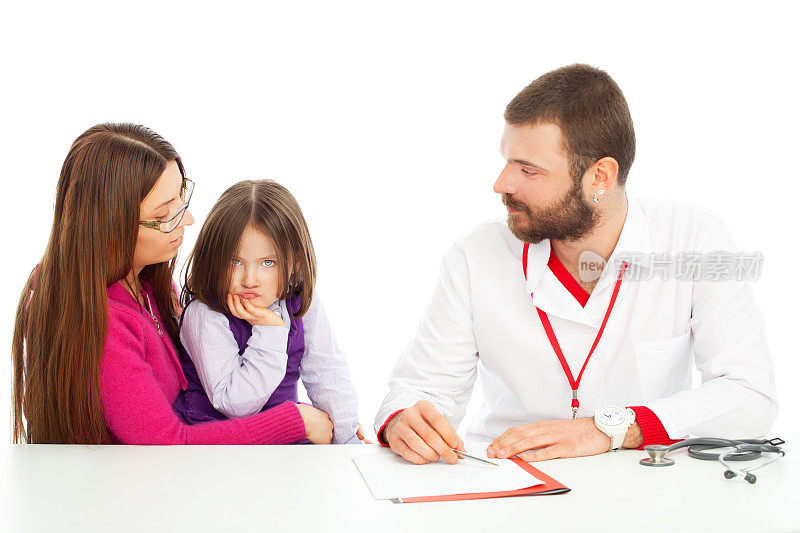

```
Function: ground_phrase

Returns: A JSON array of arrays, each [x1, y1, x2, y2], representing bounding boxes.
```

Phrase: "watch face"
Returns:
[[599, 407, 625, 426]]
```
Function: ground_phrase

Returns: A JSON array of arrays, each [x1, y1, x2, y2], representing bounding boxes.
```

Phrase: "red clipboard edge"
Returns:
[[395, 457, 570, 503]]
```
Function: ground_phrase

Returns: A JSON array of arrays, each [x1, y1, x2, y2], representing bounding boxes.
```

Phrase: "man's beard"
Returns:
[[503, 180, 600, 244]]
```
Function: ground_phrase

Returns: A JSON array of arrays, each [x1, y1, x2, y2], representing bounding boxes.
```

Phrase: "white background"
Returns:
[[1, 0, 798, 447]]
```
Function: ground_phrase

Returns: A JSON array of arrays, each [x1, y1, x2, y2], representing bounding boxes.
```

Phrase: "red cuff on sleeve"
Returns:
[[628, 406, 682, 449], [377, 409, 405, 447]]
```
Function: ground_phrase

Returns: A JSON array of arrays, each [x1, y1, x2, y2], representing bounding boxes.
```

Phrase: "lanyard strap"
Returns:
[[522, 242, 629, 417]]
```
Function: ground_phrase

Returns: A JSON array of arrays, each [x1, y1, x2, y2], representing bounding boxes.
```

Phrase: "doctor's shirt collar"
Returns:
[[523, 197, 652, 299]]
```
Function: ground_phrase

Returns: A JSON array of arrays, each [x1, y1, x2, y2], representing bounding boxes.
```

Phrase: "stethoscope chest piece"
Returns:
[[640, 444, 675, 467]]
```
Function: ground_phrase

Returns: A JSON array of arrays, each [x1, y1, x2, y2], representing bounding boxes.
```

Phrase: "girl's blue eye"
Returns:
[[261, 260, 275, 267], [231, 258, 242, 266]]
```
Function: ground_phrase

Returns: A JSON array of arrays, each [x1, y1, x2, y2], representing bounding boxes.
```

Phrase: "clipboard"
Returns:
[[391, 457, 570, 504]]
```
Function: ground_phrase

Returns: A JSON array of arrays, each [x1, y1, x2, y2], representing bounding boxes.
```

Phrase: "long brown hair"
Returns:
[[12, 123, 185, 444], [182, 179, 316, 318]]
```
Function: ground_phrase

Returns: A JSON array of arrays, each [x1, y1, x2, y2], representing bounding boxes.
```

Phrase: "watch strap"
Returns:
[[596, 407, 635, 451], [609, 408, 636, 451]]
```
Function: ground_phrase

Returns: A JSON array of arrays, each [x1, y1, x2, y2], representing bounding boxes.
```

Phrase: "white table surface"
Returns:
[[2, 436, 798, 533]]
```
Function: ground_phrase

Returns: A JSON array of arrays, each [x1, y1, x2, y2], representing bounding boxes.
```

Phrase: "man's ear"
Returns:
[[590, 156, 619, 192]]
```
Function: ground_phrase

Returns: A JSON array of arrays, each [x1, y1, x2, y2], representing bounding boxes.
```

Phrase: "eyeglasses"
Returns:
[[138, 178, 195, 234]]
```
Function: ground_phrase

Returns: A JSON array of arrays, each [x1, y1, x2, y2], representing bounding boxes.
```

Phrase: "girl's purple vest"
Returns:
[[172, 293, 305, 424]]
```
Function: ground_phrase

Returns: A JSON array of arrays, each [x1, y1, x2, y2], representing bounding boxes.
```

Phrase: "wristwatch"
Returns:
[[594, 406, 636, 451]]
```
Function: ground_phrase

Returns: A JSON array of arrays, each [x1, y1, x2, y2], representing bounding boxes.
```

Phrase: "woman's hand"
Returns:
[[227, 293, 285, 327], [296, 403, 334, 444], [356, 423, 373, 444]]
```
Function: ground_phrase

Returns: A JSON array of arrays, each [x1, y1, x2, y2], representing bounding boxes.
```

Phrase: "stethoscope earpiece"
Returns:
[[723, 469, 756, 483]]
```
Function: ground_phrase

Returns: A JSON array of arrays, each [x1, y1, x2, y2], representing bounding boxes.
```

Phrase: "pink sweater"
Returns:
[[100, 278, 308, 444]]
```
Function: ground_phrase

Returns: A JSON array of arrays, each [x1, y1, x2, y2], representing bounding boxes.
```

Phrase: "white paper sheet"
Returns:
[[353, 448, 543, 500]]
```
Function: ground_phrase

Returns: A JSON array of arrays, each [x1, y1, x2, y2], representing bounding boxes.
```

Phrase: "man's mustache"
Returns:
[[502, 194, 528, 212]]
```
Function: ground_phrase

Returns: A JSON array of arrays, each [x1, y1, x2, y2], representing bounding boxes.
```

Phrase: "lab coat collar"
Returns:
[[523, 197, 651, 326], [594, 196, 653, 293]]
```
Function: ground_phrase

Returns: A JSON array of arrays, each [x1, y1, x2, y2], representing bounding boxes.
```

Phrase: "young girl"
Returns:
[[173, 179, 363, 444], [13, 123, 331, 445]]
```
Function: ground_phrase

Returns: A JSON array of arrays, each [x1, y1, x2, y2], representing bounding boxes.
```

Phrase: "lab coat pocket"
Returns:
[[633, 330, 692, 402]]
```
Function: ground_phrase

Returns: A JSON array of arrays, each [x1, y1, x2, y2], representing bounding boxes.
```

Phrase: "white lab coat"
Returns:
[[375, 198, 778, 441]]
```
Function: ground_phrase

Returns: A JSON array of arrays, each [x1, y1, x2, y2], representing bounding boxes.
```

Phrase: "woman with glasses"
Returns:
[[11, 123, 334, 445]]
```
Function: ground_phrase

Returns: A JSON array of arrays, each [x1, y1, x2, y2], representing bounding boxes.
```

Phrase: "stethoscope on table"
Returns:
[[640, 437, 786, 483]]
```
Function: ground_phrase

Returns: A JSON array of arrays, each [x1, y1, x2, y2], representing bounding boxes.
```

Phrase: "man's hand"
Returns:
[[486, 417, 641, 462], [384, 400, 465, 465]]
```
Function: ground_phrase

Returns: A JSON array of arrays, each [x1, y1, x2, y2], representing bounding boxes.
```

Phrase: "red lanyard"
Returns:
[[522, 242, 629, 418]]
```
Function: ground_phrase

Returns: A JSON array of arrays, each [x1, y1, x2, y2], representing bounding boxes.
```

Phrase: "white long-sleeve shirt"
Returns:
[[180, 294, 360, 444], [375, 197, 778, 441]]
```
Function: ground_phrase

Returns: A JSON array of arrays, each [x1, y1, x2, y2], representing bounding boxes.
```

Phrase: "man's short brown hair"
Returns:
[[505, 64, 636, 187]]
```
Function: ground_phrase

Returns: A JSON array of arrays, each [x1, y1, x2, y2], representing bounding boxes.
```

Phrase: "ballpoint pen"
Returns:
[[452, 449, 499, 466]]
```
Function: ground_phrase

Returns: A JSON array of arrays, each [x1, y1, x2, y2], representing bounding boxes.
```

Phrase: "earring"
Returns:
[[594, 189, 605, 203]]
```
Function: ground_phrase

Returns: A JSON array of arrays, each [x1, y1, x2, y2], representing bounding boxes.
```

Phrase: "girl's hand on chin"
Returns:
[[227, 293, 286, 327]]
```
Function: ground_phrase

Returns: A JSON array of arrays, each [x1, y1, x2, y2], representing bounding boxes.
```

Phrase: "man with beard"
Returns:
[[374, 64, 777, 465]]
